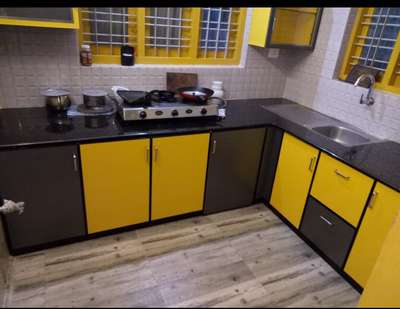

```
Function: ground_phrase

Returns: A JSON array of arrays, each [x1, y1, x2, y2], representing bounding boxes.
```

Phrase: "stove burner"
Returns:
[[149, 90, 177, 103]]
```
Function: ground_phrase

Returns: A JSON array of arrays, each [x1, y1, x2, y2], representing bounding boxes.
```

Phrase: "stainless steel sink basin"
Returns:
[[312, 125, 381, 146]]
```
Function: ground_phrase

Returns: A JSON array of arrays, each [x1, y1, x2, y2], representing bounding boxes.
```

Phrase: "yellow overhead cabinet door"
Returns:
[[248, 7, 321, 48], [151, 133, 210, 220], [80, 139, 150, 234], [345, 182, 400, 288], [270, 133, 319, 228], [0, 8, 79, 29], [311, 153, 374, 227]]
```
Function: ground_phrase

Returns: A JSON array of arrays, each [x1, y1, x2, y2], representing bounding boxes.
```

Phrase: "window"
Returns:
[[79, 7, 246, 65], [340, 7, 400, 95]]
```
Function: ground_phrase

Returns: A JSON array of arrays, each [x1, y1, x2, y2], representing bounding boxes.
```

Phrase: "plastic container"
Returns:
[[211, 80, 224, 98], [80, 44, 92, 66]]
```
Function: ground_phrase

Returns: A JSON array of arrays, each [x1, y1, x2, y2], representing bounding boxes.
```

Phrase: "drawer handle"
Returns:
[[146, 147, 150, 163], [308, 156, 317, 172], [154, 146, 158, 162], [334, 169, 350, 180], [72, 153, 78, 172], [320, 215, 334, 226], [211, 140, 217, 155], [368, 191, 378, 209]]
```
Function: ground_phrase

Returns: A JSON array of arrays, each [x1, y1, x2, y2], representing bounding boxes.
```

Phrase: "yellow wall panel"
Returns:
[[345, 182, 400, 287], [358, 204, 400, 307]]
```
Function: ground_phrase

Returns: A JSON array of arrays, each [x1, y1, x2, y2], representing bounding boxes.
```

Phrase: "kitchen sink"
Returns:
[[311, 125, 381, 146]]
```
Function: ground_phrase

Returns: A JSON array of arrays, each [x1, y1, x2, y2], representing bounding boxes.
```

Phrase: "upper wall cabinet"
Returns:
[[0, 8, 79, 29], [249, 7, 323, 49]]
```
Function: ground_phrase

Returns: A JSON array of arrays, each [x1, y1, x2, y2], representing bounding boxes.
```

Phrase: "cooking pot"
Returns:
[[176, 87, 214, 103], [41, 89, 71, 112], [82, 89, 108, 109]]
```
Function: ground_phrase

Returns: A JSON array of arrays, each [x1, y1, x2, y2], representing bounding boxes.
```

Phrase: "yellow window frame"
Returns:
[[339, 8, 400, 95], [78, 7, 246, 65], [0, 8, 79, 29]]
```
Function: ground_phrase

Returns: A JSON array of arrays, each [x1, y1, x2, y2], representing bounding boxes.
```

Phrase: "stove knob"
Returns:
[[171, 109, 179, 117], [201, 108, 207, 115], [139, 111, 147, 119]]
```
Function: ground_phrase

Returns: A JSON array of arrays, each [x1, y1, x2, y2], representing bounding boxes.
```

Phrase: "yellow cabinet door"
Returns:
[[248, 7, 320, 48], [151, 133, 210, 221], [0, 8, 79, 29], [358, 204, 400, 307], [80, 139, 150, 234], [345, 182, 400, 288], [270, 133, 319, 228], [311, 153, 374, 227]]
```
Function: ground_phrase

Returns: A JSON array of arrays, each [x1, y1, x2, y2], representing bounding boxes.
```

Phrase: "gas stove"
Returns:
[[116, 90, 224, 121]]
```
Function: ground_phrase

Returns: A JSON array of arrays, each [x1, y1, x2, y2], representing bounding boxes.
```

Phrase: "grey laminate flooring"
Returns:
[[5, 204, 360, 307]]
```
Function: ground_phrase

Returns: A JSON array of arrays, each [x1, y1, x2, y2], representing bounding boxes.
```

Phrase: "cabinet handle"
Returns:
[[334, 169, 350, 180], [211, 140, 217, 154], [146, 147, 150, 163], [308, 156, 316, 172], [272, 16, 277, 31], [320, 215, 333, 226], [368, 191, 378, 209], [72, 153, 78, 172], [154, 146, 158, 162]]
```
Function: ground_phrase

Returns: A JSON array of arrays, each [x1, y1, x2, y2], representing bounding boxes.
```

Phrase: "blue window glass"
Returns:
[[200, 8, 232, 51]]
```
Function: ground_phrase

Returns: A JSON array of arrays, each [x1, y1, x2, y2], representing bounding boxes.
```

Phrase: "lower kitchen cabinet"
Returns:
[[358, 204, 400, 307], [270, 132, 319, 228], [204, 128, 266, 214], [151, 133, 210, 220], [344, 182, 400, 287], [300, 197, 355, 267], [0, 145, 86, 251], [80, 139, 150, 234], [311, 152, 374, 227]]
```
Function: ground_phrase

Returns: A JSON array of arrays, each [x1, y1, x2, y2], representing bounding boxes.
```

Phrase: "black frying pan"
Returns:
[[117, 90, 151, 105], [177, 87, 214, 104]]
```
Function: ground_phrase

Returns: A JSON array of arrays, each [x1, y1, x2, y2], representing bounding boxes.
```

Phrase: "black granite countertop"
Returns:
[[1, 98, 400, 193]]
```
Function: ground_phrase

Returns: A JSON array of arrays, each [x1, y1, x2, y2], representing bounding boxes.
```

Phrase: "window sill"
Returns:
[[86, 63, 245, 69]]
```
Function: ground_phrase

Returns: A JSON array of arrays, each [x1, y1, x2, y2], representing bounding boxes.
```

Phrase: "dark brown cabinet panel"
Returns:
[[204, 128, 266, 214], [255, 127, 283, 201], [300, 197, 355, 268], [0, 145, 86, 252]]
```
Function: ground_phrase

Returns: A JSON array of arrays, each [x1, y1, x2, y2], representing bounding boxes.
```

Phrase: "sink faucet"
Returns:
[[354, 73, 375, 106]]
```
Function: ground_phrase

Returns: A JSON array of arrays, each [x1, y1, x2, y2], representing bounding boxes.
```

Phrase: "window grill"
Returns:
[[353, 8, 400, 72], [78, 7, 246, 64], [80, 8, 137, 57], [144, 7, 192, 58], [198, 7, 241, 59]]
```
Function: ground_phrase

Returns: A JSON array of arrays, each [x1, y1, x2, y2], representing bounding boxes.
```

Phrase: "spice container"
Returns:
[[80, 44, 92, 66]]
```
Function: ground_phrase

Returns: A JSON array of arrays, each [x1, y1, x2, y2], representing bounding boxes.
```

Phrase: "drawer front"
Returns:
[[300, 197, 356, 267], [311, 153, 374, 227]]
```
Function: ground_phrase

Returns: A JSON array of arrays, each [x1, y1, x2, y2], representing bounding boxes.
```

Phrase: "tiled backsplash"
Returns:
[[0, 23, 287, 109], [283, 8, 400, 143], [0, 8, 399, 143]]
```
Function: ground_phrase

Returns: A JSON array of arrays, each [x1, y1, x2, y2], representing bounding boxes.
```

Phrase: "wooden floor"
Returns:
[[5, 204, 360, 307]]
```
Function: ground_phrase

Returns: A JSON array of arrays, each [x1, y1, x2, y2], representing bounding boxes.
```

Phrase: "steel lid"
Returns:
[[40, 88, 70, 97], [82, 89, 108, 97]]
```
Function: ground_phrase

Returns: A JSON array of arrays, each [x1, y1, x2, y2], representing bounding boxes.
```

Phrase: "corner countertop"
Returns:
[[1, 98, 400, 193]]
